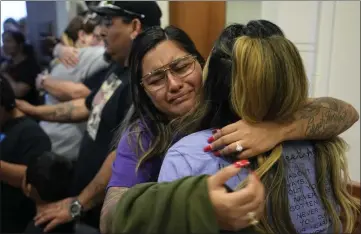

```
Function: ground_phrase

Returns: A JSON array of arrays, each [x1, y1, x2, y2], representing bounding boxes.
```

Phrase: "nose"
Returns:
[[166, 71, 183, 92]]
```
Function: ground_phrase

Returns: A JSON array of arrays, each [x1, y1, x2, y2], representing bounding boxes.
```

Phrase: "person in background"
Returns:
[[18, 17, 31, 44], [37, 14, 106, 102], [23, 151, 100, 234], [157, 21, 360, 233], [103, 24, 359, 233], [0, 74, 51, 233], [54, 1, 103, 68], [16, 1, 162, 231], [3, 17, 20, 32], [18, 17, 27, 35], [37, 13, 108, 160], [1, 18, 20, 60], [1, 30, 41, 105], [23, 151, 76, 234]]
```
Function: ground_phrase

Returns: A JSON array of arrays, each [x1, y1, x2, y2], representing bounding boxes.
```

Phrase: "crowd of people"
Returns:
[[1, 1, 360, 234]]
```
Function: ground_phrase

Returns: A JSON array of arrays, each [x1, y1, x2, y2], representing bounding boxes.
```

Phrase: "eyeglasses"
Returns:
[[141, 54, 197, 92]]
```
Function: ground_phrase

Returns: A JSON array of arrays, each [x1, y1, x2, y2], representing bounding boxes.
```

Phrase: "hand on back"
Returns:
[[205, 120, 284, 159]]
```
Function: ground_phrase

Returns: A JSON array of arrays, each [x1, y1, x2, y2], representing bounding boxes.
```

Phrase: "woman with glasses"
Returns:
[[103, 24, 359, 233], [157, 21, 359, 233]]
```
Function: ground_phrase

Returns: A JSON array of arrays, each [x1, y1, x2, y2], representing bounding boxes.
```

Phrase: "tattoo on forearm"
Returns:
[[87, 178, 107, 210], [85, 152, 116, 210], [100, 187, 129, 234], [44, 102, 76, 121], [296, 97, 358, 138]]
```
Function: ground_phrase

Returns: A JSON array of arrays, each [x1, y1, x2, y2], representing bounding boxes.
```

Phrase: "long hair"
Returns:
[[61, 14, 100, 47], [173, 20, 285, 136], [232, 36, 308, 122], [173, 20, 359, 234], [232, 36, 308, 233], [126, 25, 204, 170]]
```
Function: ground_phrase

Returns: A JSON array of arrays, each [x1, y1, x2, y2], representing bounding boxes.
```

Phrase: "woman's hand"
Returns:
[[207, 162, 265, 231], [205, 120, 285, 159], [16, 99, 37, 116], [58, 46, 79, 68]]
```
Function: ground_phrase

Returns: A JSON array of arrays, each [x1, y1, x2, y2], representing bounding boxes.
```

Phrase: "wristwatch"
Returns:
[[69, 199, 83, 219]]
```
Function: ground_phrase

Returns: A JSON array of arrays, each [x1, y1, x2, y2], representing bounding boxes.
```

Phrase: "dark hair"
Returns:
[[110, 1, 162, 29], [85, 1, 101, 8], [2, 30, 35, 58], [126, 25, 204, 168], [62, 14, 101, 45], [0, 74, 16, 111], [3, 18, 19, 28], [26, 152, 74, 202], [201, 20, 285, 129], [18, 17, 26, 28], [173, 20, 295, 234], [121, 16, 154, 30]]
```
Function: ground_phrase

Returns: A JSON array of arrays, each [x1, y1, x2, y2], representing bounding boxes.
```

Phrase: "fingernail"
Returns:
[[212, 129, 219, 134], [234, 159, 250, 168], [207, 136, 215, 143], [203, 145, 212, 152], [213, 151, 221, 157]]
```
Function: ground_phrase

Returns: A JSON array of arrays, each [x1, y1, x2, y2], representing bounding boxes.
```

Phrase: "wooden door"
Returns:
[[169, 1, 226, 59]]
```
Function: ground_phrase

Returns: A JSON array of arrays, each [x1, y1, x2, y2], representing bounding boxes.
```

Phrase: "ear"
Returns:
[[77, 30, 86, 42], [129, 18, 142, 40]]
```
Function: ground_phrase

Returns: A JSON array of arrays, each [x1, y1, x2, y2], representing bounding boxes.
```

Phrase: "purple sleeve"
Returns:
[[157, 149, 193, 182], [107, 128, 153, 189]]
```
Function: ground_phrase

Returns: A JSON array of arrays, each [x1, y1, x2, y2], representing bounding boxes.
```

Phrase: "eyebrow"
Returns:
[[150, 55, 190, 72]]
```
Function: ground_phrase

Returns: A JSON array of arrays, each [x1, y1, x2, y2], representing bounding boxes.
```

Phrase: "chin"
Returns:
[[174, 100, 196, 117]]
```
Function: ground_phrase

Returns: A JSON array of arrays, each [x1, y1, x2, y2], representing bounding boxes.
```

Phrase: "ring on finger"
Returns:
[[247, 211, 259, 226], [235, 142, 243, 152]]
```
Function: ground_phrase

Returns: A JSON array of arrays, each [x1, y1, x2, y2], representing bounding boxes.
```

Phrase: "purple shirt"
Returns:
[[108, 121, 162, 189], [158, 129, 339, 234]]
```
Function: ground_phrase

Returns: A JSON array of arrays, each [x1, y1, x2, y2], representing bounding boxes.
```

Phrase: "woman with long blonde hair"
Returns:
[[158, 21, 359, 233]]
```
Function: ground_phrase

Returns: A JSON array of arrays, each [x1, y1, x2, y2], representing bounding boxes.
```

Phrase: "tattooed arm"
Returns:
[[283, 97, 359, 140], [77, 151, 116, 211], [42, 78, 91, 102], [100, 187, 129, 234], [16, 98, 89, 123]]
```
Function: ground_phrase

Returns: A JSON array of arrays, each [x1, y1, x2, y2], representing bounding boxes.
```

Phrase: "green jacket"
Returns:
[[112, 175, 257, 234]]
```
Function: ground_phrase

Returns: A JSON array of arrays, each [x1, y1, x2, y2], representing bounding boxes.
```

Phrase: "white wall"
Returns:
[[315, 1, 360, 181], [157, 1, 169, 28], [226, 1, 261, 25]]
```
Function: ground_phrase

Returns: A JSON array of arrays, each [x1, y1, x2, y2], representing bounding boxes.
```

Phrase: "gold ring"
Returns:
[[247, 211, 259, 225]]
